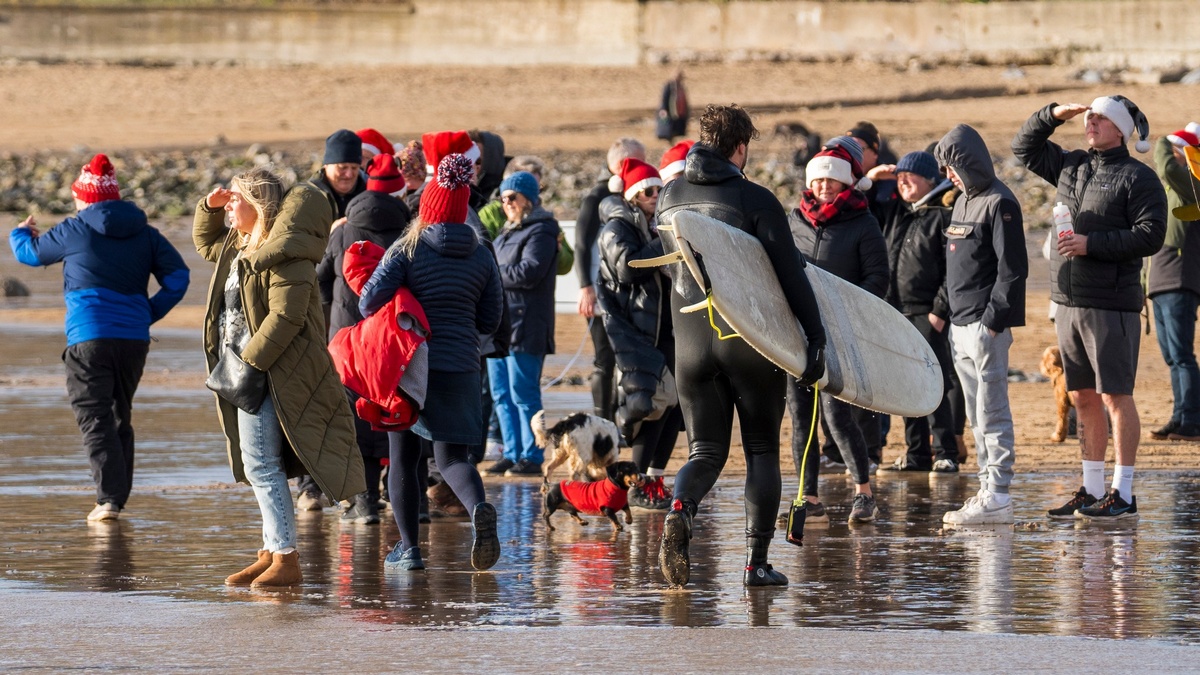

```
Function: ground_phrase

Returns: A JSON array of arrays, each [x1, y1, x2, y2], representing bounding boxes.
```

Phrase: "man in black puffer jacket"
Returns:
[[655, 104, 825, 588], [877, 150, 959, 474], [1013, 96, 1166, 521]]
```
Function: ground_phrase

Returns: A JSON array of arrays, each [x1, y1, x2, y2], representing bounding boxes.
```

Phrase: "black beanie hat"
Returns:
[[323, 129, 362, 165]]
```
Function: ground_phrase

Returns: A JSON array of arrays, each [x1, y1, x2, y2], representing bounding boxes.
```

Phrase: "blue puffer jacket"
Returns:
[[493, 206, 560, 355], [358, 222, 503, 373], [9, 200, 189, 345]]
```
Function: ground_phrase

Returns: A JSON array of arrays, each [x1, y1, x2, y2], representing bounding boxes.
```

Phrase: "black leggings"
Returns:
[[671, 299, 785, 539], [786, 378, 872, 496], [388, 430, 486, 550]]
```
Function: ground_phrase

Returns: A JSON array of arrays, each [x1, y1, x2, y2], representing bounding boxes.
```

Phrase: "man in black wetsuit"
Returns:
[[656, 104, 826, 587]]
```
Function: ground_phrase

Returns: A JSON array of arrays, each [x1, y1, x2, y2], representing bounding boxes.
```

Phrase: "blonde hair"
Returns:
[[230, 167, 284, 253], [395, 215, 427, 258]]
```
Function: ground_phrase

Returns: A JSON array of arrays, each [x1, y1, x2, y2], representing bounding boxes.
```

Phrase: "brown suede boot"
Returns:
[[225, 549, 272, 586], [251, 551, 302, 587]]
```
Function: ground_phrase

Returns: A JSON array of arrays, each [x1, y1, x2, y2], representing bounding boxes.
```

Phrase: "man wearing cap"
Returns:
[[309, 128, 368, 221], [935, 124, 1027, 526], [876, 150, 959, 474], [9, 154, 190, 521], [1146, 126, 1200, 443], [1013, 96, 1167, 521]]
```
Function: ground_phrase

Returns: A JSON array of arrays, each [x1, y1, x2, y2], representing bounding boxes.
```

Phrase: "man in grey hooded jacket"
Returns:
[[934, 124, 1027, 526]]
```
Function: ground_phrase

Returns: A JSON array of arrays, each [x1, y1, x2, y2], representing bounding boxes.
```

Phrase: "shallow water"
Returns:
[[3, 328, 1200, 642]]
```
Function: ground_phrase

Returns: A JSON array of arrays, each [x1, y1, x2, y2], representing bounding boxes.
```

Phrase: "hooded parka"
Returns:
[[193, 184, 365, 502]]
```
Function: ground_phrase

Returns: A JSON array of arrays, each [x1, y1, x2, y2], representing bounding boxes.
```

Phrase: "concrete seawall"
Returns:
[[0, 1, 1197, 68]]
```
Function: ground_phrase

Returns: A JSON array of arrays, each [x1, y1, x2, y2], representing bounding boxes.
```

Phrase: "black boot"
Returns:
[[743, 532, 788, 587], [660, 499, 695, 587], [591, 370, 616, 422]]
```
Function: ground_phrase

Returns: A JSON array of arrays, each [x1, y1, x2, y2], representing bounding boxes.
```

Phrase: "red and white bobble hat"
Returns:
[[71, 154, 121, 204], [357, 128, 394, 159], [420, 131, 480, 177], [608, 158, 663, 201], [1168, 124, 1200, 149], [658, 140, 695, 182], [419, 154, 474, 225]]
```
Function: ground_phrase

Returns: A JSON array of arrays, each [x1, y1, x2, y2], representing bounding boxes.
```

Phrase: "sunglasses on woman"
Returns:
[[639, 186, 660, 198], [501, 193, 523, 204]]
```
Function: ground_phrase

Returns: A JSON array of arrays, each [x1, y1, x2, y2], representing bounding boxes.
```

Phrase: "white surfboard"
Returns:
[[634, 210, 942, 417]]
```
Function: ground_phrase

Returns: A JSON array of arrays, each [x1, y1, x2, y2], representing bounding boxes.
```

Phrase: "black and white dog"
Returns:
[[532, 410, 622, 489]]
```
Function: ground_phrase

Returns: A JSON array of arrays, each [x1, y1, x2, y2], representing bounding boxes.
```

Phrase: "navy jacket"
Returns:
[[9, 200, 189, 345], [358, 222, 502, 373], [493, 206, 560, 355]]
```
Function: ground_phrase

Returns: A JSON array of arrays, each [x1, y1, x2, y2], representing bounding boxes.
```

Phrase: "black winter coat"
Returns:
[[493, 206, 560, 355], [358, 223, 503, 373], [316, 190, 412, 341], [596, 196, 669, 426], [935, 124, 1027, 330], [789, 200, 888, 297], [1012, 103, 1167, 312], [880, 181, 954, 317], [308, 169, 367, 220], [657, 143, 826, 350]]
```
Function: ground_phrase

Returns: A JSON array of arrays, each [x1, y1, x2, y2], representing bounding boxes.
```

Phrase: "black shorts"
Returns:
[[1055, 305, 1140, 395]]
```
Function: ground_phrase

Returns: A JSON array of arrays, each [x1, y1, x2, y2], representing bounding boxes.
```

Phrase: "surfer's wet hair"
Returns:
[[699, 104, 759, 159]]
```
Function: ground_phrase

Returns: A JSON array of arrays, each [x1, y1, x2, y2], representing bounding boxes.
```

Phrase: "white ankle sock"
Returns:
[[1082, 460, 1106, 498], [1112, 465, 1134, 499]]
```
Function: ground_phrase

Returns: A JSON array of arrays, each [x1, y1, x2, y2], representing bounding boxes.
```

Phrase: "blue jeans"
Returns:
[[1153, 291, 1200, 427], [949, 322, 1015, 494], [487, 352, 545, 463], [237, 395, 296, 552]]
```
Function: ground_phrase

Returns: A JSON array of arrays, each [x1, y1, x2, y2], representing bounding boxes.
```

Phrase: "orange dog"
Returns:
[[1040, 345, 1073, 443]]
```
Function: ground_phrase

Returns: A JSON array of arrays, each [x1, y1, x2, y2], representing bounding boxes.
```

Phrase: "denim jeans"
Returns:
[[237, 394, 296, 552], [487, 352, 545, 463], [1153, 291, 1200, 427], [949, 322, 1015, 494]]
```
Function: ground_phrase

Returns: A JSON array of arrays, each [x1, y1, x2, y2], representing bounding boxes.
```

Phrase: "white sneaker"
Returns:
[[87, 502, 120, 522], [943, 492, 1014, 525]]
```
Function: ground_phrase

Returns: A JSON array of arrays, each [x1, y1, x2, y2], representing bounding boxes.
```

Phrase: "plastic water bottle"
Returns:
[[1053, 202, 1074, 240]]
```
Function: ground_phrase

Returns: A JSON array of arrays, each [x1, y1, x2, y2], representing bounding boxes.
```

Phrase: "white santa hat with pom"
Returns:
[[806, 136, 873, 192], [1086, 95, 1151, 153]]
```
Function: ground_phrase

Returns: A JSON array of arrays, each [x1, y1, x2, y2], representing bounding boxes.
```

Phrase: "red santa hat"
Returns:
[[366, 153, 407, 196], [608, 158, 663, 201], [71, 154, 121, 204], [420, 131, 480, 177], [1168, 127, 1200, 149], [357, 128, 394, 158], [658, 140, 694, 182], [805, 142, 871, 191], [419, 154, 473, 225]]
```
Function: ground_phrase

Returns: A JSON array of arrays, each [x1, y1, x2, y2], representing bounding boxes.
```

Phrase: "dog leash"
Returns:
[[786, 381, 820, 546], [541, 316, 595, 391]]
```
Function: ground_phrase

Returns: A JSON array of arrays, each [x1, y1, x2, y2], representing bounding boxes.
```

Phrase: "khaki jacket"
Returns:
[[193, 184, 365, 501]]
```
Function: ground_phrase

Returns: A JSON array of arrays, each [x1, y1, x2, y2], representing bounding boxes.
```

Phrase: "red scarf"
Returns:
[[798, 188, 868, 226]]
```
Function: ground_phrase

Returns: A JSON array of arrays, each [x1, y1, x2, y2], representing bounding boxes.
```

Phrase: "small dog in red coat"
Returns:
[[1040, 345, 1073, 443], [543, 461, 643, 532]]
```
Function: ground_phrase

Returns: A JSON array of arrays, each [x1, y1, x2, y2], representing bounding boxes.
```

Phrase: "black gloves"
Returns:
[[799, 344, 825, 387]]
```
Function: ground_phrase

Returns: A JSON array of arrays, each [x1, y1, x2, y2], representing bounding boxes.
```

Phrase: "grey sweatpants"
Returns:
[[949, 322, 1015, 494]]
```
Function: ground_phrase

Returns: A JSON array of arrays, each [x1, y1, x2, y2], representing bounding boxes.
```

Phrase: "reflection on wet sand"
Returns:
[[4, 329, 1200, 641]]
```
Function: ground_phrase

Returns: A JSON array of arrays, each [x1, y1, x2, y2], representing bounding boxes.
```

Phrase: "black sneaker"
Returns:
[[483, 458, 515, 475], [659, 500, 692, 587], [470, 502, 501, 570], [504, 460, 543, 477], [744, 563, 789, 587], [848, 494, 879, 523], [1077, 489, 1139, 521], [339, 492, 380, 525], [1047, 486, 1097, 520], [1150, 420, 1180, 440]]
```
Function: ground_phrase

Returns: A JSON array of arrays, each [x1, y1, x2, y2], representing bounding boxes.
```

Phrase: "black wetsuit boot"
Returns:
[[743, 531, 788, 587], [660, 498, 696, 587]]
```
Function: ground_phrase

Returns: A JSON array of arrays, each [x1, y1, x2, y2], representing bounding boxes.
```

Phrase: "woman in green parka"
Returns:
[[194, 167, 364, 587]]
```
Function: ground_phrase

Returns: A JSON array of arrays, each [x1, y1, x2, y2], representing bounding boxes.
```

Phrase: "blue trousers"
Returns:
[[487, 352, 545, 463], [1153, 291, 1200, 427]]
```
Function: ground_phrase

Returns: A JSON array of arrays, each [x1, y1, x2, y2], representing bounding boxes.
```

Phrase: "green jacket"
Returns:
[[193, 184, 365, 501], [1154, 135, 1200, 250]]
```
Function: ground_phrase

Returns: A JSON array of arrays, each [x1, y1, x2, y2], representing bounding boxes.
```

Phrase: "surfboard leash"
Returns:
[[704, 292, 742, 341], [786, 382, 819, 546]]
